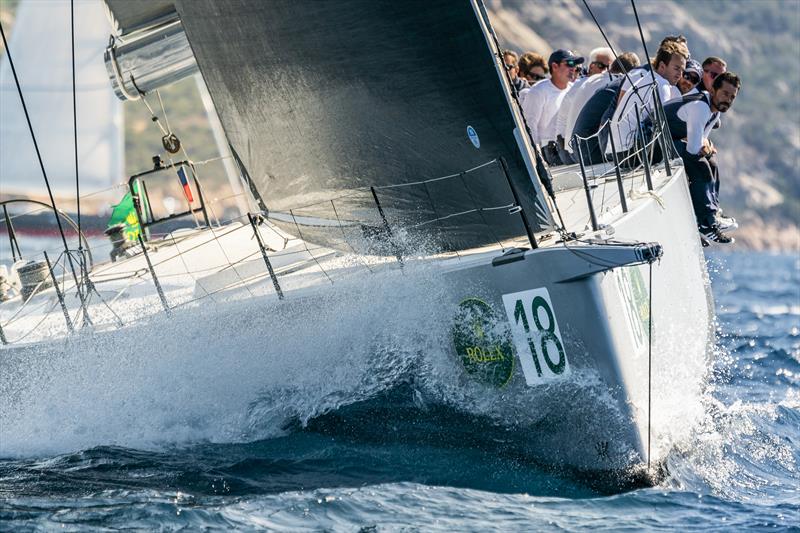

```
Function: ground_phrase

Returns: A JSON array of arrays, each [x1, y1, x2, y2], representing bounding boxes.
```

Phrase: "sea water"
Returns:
[[0, 251, 797, 531]]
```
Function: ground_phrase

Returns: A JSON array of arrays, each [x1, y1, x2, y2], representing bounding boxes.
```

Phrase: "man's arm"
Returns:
[[521, 88, 544, 144], [555, 86, 577, 138]]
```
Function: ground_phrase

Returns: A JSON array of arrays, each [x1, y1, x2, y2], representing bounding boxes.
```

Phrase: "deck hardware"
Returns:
[[43, 251, 74, 334], [247, 212, 284, 300], [491, 247, 528, 266]]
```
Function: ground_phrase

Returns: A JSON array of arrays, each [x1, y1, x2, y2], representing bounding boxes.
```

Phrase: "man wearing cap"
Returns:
[[675, 59, 703, 96], [553, 47, 614, 164], [520, 49, 584, 165]]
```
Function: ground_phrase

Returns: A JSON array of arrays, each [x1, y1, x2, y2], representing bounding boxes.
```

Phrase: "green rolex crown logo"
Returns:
[[452, 298, 515, 387]]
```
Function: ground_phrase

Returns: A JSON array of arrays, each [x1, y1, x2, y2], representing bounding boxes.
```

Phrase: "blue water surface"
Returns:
[[1, 251, 798, 531]]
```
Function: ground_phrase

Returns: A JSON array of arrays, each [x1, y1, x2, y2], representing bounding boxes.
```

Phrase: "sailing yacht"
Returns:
[[0, 0, 714, 485]]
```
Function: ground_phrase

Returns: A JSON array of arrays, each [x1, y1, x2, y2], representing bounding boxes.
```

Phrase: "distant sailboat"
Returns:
[[0, 0, 123, 212]]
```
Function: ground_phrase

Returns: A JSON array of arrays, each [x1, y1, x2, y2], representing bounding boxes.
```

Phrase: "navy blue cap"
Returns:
[[548, 49, 585, 66], [684, 59, 702, 78]]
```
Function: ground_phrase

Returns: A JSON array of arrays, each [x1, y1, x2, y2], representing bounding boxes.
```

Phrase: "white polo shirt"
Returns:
[[678, 92, 720, 155], [607, 71, 673, 153], [520, 79, 571, 146], [562, 72, 617, 153]]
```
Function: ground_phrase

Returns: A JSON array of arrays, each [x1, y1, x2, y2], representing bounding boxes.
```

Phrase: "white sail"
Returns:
[[0, 0, 123, 209]]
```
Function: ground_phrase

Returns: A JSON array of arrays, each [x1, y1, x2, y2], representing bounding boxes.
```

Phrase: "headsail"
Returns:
[[103, 0, 554, 251]]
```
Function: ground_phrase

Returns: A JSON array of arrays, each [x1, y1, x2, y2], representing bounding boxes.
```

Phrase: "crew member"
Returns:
[[675, 59, 703, 96], [553, 47, 614, 164], [502, 50, 529, 96], [662, 72, 741, 244], [701, 56, 727, 93], [606, 39, 688, 159], [520, 49, 584, 165], [563, 52, 641, 163], [518, 51, 548, 85], [587, 47, 613, 75]]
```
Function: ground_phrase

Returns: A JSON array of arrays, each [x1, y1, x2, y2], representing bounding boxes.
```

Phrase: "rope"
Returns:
[[330, 200, 375, 273], [647, 258, 653, 471], [290, 209, 334, 284]]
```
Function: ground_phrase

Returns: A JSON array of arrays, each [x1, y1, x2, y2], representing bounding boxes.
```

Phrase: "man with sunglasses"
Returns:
[[502, 49, 529, 96], [520, 49, 584, 165], [701, 56, 727, 93], [554, 47, 618, 163], [676, 59, 703, 96], [518, 51, 548, 86], [587, 47, 613, 76]]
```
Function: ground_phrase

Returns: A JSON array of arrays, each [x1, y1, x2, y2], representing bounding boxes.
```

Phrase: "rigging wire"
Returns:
[[70, 0, 93, 328], [580, 0, 648, 108], [70, 0, 81, 250], [647, 258, 654, 472]]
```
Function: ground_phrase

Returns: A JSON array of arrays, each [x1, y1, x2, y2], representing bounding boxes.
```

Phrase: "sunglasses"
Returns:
[[528, 73, 546, 81], [504, 63, 517, 71], [683, 72, 700, 84], [591, 61, 609, 70], [704, 69, 721, 79], [562, 59, 581, 68]]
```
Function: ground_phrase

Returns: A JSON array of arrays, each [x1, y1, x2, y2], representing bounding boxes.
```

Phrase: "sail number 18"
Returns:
[[502, 288, 569, 385]]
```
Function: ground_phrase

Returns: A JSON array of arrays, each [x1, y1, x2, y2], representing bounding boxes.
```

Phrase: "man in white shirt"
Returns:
[[562, 52, 641, 162], [520, 49, 584, 165], [607, 40, 688, 157], [661, 72, 741, 244], [552, 47, 613, 164]]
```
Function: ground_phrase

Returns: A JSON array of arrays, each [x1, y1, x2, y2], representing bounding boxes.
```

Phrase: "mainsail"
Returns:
[[0, 0, 123, 206], [104, 0, 554, 251]]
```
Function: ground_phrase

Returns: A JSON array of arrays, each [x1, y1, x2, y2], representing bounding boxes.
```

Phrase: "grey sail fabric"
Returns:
[[156, 1, 553, 251]]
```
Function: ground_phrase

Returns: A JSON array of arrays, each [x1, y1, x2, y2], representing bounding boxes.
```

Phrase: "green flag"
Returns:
[[107, 192, 140, 242]]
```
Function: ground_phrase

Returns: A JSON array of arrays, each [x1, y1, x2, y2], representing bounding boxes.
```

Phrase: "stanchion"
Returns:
[[247, 213, 284, 299], [575, 141, 599, 231], [635, 104, 654, 191], [43, 250, 75, 334], [137, 234, 171, 315], [607, 129, 629, 213], [498, 157, 538, 249], [370, 186, 404, 267]]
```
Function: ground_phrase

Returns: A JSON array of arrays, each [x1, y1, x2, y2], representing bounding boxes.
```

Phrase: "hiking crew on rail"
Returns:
[[508, 35, 741, 245]]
